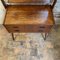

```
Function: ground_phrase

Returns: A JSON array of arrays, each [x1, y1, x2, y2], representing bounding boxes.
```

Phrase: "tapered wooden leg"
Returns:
[[12, 33, 15, 40], [41, 33, 48, 40], [44, 33, 48, 40]]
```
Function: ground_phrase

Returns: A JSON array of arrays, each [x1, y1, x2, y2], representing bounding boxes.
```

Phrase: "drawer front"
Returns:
[[5, 25, 24, 32], [5, 25, 52, 33], [35, 25, 52, 32]]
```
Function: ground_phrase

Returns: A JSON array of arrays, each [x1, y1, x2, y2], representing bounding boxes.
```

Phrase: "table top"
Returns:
[[8, 0, 50, 3], [8, 0, 53, 5], [4, 5, 54, 25]]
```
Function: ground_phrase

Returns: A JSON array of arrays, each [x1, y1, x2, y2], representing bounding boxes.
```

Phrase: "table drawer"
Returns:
[[5, 25, 24, 32], [33, 25, 52, 32], [5, 25, 52, 33]]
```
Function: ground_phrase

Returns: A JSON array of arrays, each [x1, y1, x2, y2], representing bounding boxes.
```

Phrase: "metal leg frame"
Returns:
[[12, 33, 49, 40], [12, 33, 15, 40], [11, 33, 20, 41], [11, 33, 50, 40], [41, 33, 49, 40]]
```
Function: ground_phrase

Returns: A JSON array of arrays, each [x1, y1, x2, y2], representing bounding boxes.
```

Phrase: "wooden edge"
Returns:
[[52, 0, 57, 9], [3, 9, 10, 33], [1, 0, 7, 8]]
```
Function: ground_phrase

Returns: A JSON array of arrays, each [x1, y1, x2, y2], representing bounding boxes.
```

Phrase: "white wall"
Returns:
[[4, 0, 8, 3], [0, 0, 6, 24]]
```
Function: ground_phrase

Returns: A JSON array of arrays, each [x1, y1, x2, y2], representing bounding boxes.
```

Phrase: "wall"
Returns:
[[0, 0, 6, 24], [4, 0, 8, 2]]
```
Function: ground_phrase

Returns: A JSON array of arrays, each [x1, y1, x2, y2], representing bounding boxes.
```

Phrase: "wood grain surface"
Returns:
[[4, 5, 54, 32]]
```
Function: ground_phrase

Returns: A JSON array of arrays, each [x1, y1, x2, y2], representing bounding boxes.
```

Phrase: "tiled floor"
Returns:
[[0, 25, 60, 60], [0, 0, 60, 60]]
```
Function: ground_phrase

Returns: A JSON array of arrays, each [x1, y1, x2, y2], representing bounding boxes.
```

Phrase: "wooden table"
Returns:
[[2, 0, 57, 40]]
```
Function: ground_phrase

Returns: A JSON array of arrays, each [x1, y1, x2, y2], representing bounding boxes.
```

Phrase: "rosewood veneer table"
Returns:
[[1, 0, 57, 40]]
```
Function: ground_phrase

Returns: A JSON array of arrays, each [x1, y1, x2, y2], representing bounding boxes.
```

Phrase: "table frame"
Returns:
[[1, 0, 57, 40]]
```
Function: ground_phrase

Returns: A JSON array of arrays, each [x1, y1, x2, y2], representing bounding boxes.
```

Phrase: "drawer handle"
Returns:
[[38, 29, 44, 32], [14, 30, 20, 32], [13, 27, 19, 28], [39, 26, 45, 28]]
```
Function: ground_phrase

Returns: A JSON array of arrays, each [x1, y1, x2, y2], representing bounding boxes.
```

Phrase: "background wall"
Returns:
[[4, 0, 8, 2], [53, 0, 60, 24], [0, 0, 6, 24]]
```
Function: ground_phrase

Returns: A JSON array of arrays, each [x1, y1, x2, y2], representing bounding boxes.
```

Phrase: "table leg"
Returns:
[[41, 33, 48, 40], [12, 33, 15, 40]]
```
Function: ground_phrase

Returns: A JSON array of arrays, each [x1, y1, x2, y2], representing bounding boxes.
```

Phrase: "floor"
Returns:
[[0, 0, 60, 60], [0, 26, 60, 60]]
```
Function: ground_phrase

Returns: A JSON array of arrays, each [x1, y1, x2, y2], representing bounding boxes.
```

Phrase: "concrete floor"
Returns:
[[0, 0, 60, 60]]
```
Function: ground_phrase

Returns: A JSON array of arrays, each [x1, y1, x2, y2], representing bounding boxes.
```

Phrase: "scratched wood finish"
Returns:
[[4, 5, 54, 32]]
